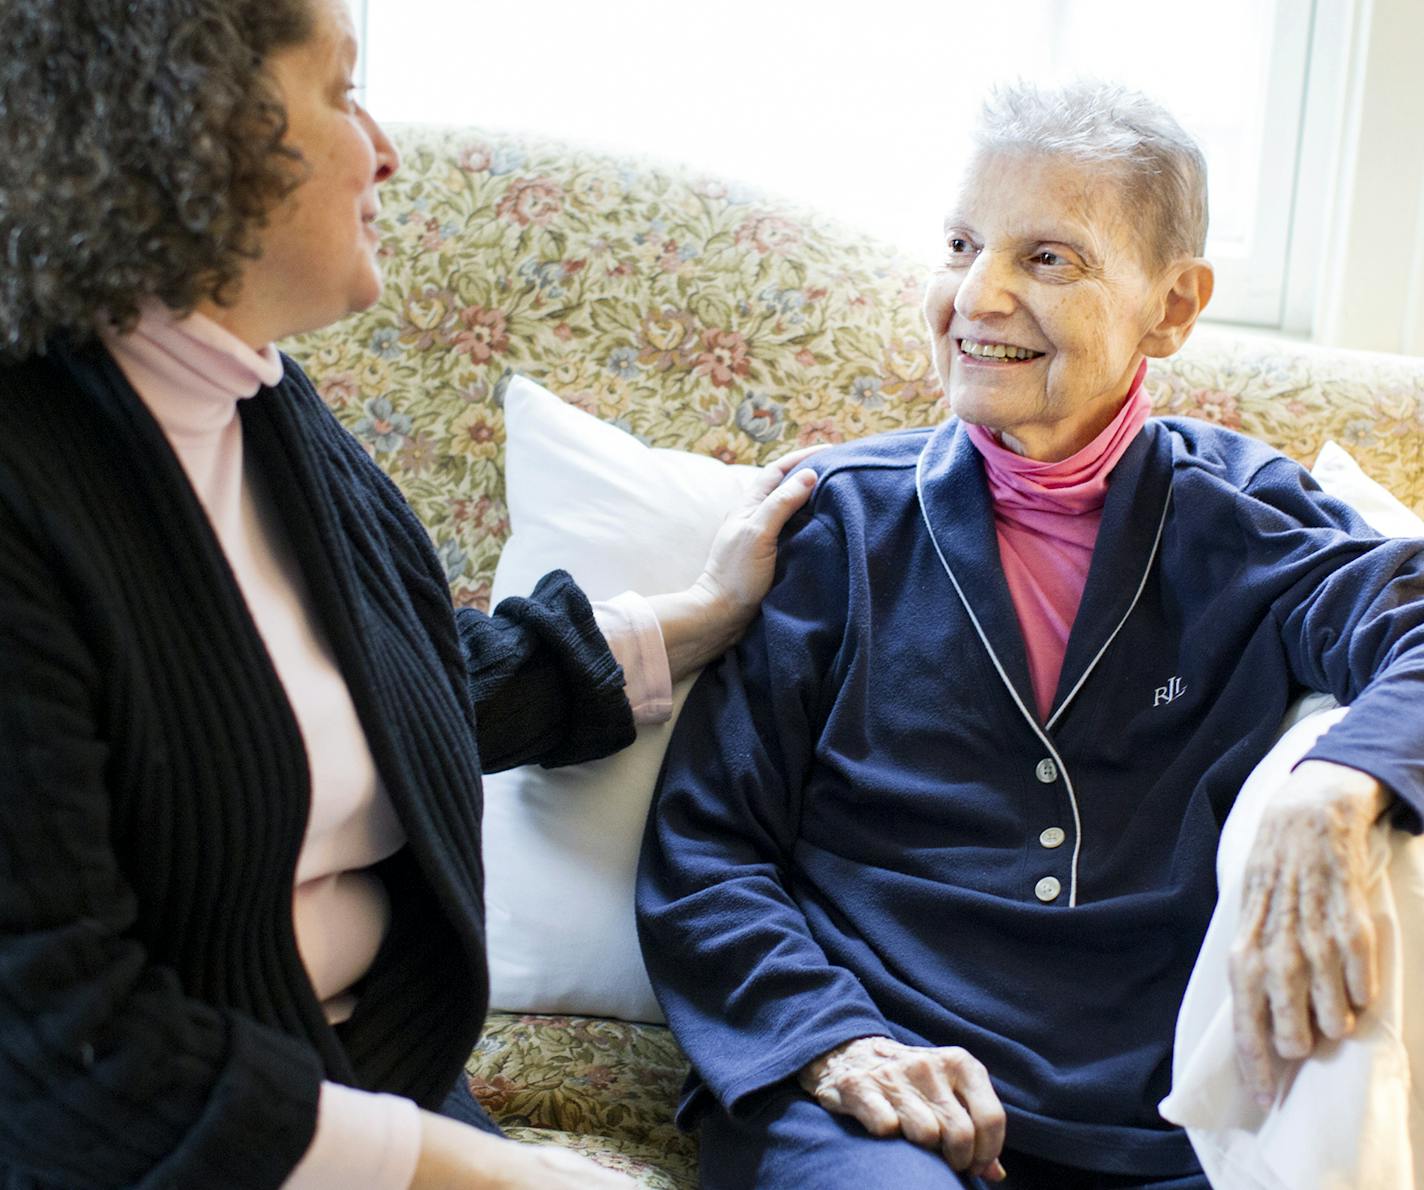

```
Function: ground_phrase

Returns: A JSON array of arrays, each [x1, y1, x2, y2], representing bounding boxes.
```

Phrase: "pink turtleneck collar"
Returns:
[[99, 303, 283, 515], [966, 360, 1151, 719], [100, 302, 283, 438], [966, 359, 1150, 514]]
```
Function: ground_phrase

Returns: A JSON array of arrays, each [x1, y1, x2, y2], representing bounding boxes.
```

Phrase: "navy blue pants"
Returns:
[[439, 1073, 504, 1136], [697, 1086, 1209, 1190]]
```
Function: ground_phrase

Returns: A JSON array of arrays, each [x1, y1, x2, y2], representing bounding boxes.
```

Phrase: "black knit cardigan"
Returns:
[[0, 341, 635, 1188]]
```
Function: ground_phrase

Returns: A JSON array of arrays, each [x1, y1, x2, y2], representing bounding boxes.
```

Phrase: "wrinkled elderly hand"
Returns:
[[1230, 759, 1392, 1105], [797, 1036, 1007, 1181]]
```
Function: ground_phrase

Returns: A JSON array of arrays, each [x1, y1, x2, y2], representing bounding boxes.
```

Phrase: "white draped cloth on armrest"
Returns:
[[1159, 702, 1424, 1189]]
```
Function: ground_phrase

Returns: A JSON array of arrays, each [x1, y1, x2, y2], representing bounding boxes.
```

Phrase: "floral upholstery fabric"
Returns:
[[286, 127, 1424, 621], [1149, 327, 1424, 514], [465, 1013, 695, 1187], [285, 125, 1424, 1187], [288, 123, 977, 610]]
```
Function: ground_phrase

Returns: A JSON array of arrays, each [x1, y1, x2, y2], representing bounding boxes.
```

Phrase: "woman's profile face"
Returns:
[[237, 0, 399, 343], [922, 150, 1166, 461]]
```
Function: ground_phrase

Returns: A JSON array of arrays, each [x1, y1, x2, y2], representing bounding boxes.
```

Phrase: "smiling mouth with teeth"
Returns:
[[958, 338, 1044, 362]]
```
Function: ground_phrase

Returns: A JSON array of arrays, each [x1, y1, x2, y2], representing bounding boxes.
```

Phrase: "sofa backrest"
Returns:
[[287, 125, 1424, 610]]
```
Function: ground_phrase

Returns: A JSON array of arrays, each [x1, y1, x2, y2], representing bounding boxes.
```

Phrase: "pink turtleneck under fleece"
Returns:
[[101, 305, 672, 1189], [965, 361, 1150, 722]]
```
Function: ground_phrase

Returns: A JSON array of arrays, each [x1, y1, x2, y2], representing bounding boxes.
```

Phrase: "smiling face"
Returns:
[[203, 0, 400, 346], [923, 150, 1171, 460]]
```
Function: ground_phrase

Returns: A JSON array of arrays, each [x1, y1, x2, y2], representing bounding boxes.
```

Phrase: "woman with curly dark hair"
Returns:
[[0, 0, 818, 1186]]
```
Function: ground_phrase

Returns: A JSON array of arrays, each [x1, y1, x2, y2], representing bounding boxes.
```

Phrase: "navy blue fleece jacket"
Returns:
[[638, 416, 1424, 1178]]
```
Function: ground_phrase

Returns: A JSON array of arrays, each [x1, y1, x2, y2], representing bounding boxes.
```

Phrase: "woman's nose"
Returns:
[[362, 106, 401, 183], [954, 250, 1016, 321]]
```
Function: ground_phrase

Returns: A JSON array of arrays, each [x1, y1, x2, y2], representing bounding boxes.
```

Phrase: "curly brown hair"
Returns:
[[0, 0, 315, 358]]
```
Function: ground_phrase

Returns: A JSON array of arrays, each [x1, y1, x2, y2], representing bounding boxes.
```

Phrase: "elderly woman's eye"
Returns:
[[1033, 250, 1066, 266]]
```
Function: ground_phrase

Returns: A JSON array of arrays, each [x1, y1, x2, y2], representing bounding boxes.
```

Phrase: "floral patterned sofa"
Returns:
[[287, 125, 1424, 1188]]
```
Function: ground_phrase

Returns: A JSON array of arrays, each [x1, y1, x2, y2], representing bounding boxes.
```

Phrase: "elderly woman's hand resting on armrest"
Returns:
[[1230, 759, 1395, 1105]]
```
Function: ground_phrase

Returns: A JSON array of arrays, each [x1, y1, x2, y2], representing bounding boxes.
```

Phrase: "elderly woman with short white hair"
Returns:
[[637, 81, 1424, 1189]]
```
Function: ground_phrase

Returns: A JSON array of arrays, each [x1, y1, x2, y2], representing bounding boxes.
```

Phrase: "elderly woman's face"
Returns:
[[923, 151, 1165, 460], [238, 0, 399, 341]]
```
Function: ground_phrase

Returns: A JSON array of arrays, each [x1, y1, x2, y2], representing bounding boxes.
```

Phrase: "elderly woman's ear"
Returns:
[[1139, 259, 1215, 359]]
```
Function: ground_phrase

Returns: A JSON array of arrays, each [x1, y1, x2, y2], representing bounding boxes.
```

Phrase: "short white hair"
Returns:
[[974, 80, 1209, 268]]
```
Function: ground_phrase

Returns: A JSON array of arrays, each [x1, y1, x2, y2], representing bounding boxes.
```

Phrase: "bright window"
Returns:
[[358, 0, 1325, 330]]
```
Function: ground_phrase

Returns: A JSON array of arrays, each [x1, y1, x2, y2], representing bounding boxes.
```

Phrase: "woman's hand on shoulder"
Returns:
[[649, 446, 824, 681], [413, 1111, 637, 1189], [697, 445, 825, 623]]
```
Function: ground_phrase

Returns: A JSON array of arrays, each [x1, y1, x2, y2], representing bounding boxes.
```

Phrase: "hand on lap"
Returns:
[[798, 1035, 1007, 1181], [1229, 759, 1391, 1105]]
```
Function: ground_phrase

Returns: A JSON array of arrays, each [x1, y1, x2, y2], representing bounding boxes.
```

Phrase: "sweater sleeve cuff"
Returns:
[[593, 591, 673, 725], [675, 1012, 894, 1130], [283, 1082, 421, 1190]]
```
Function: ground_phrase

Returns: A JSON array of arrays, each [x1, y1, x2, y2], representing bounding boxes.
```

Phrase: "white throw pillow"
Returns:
[[482, 375, 759, 1023], [1313, 440, 1424, 538]]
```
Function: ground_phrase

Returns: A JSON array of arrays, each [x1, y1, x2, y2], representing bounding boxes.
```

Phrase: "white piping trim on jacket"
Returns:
[[1044, 493, 1173, 733], [914, 447, 1170, 908]]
